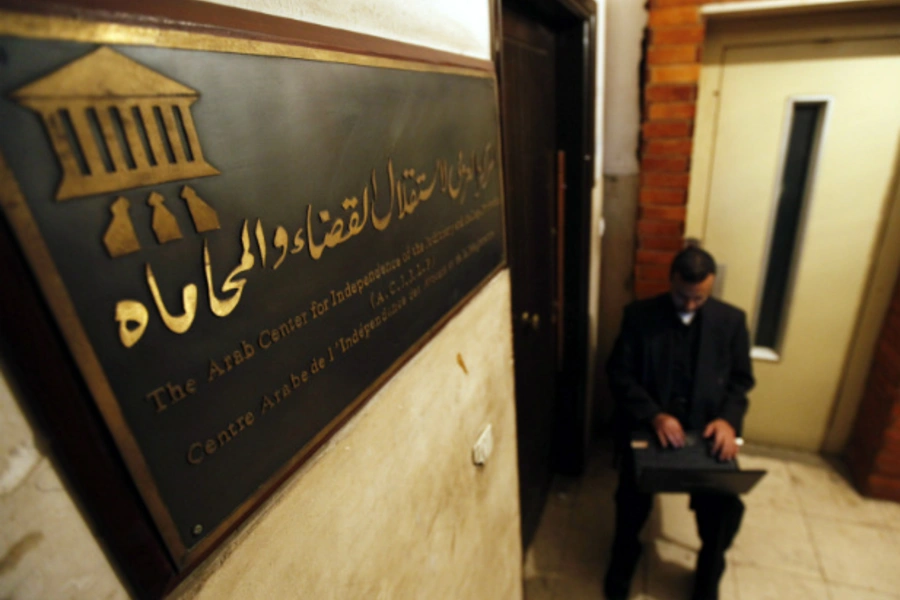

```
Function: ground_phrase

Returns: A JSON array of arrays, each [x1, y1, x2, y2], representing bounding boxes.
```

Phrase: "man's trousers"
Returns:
[[603, 462, 745, 600]]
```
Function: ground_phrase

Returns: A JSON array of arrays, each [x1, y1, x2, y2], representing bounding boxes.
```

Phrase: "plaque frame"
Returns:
[[0, 2, 506, 597]]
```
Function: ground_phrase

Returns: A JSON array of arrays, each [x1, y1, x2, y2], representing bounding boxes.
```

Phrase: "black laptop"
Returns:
[[631, 431, 766, 495]]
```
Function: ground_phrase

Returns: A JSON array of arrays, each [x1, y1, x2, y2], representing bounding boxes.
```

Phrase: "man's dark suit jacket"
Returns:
[[607, 293, 755, 439]]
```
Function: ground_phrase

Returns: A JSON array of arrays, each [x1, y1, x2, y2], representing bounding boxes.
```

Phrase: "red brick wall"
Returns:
[[848, 279, 900, 502], [637, 0, 741, 298]]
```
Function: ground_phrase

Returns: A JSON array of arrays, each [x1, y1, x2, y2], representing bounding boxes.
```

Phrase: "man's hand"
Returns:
[[652, 413, 685, 448], [704, 419, 739, 461]]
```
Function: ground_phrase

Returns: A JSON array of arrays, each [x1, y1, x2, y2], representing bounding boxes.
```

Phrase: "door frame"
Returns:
[[493, 0, 597, 474], [685, 5, 900, 452]]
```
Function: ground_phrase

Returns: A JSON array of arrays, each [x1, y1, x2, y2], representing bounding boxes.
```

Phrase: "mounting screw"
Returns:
[[192, 524, 203, 536]]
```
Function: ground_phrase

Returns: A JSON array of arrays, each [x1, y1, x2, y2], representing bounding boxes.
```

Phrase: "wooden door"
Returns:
[[500, 5, 560, 547]]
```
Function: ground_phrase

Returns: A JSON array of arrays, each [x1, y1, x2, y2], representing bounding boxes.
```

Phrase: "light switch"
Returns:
[[472, 424, 493, 466]]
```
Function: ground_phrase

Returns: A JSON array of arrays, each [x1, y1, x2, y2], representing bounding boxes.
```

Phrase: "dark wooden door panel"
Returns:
[[501, 5, 559, 548]]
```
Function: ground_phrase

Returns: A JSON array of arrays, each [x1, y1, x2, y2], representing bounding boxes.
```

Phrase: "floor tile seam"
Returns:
[[823, 578, 900, 598], [782, 461, 817, 518], [731, 560, 829, 583], [796, 506, 834, 583], [802, 510, 900, 531], [743, 502, 805, 516], [726, 555, 823, 579]]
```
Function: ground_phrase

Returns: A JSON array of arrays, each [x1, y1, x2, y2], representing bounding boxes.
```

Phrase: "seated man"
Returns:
[[604, 245, 754, 600]]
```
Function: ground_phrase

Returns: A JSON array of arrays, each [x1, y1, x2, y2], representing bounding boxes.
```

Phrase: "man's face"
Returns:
[[670, 273, 715, 314]]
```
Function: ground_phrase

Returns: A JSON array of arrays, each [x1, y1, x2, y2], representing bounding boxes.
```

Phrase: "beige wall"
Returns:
[[174, 272, 520, 599], [0, 2, 523, 598], [0, 272, 521, 599]]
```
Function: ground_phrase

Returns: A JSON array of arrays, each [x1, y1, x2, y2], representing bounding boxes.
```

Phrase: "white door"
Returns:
[[687, 20, 900, 450]]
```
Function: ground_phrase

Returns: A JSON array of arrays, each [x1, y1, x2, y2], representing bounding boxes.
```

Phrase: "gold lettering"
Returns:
[[418, 167, 438, 201], [208, 359, 225, 382], [324, 212, 347, 248], [187, 442, 204, 465], [145, 264, 197, 334], [254, 219, 267, 268], [370, 162, 393, 231], [306, 205, 326, 260], [273, 226, 289, 270], [204, 439, 217, 454], [146, 387, 167, 413], [345, 194, 368, 235], [291, 227, 305, 254], [116, 300, 149, 348], [258, 329, 272, 349], [205, 220, 255, 318]]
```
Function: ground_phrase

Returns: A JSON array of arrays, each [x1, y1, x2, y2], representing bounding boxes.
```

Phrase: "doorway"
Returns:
[[496, 0, 596, 547], [686, 9, 900, 451]]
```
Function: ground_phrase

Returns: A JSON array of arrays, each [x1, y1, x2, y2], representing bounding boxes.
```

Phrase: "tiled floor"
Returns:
[[523, 441, 900, 600]]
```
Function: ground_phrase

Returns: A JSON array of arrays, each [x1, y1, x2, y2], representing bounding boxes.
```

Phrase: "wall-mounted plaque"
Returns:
[[0, 12, 505, 569]]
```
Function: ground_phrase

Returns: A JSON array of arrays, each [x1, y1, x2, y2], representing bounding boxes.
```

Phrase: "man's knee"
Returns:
[[691, 492, 743, 516], [691, 493, 744, 539]]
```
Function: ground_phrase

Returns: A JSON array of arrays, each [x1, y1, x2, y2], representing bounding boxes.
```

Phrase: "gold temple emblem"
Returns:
[[11, 47, 219, 201]]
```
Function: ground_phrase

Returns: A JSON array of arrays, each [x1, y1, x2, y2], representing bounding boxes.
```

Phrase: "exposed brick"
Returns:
[[848, 428, 880, 475], [867, 474, 900, 503], [640, 205, 687, 221], [638, 234, 685, 252], [882, 431, 900, 457], [880, 428, 900, 447], [891, 284, 900, 314], [646, 84, 697, 103], [642, 156, 690, 173], [637, 249, 678, 266], [874, 454, 900, 478], [636, 264, 670, 281], [648, 7, 701, 28], [652, 25, 706, 45], [637, 220, 683, 236], [846, 447, 872, 492], [640, 187, 686, 205], [853, 390, 891, 450], [650, 64, 701, 84], [647, 45, 699, 65], [644, 138, 693, 156], [648, 102, 696, 121], [642, 121, 693, 139], [635, 281, 671, 299], [876, 338, 900, 388], [642, 172, 690, 189], [882, 311, 900, 352]]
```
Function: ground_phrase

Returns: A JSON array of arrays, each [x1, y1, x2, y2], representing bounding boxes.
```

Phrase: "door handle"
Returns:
[[520, 311, 540, 331]]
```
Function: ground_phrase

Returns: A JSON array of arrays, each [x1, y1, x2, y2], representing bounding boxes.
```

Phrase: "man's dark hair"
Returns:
[[670, 245, 717, 283]]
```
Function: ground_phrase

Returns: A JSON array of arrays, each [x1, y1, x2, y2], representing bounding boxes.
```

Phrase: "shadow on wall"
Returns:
[[595, 173, 640, 433]]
